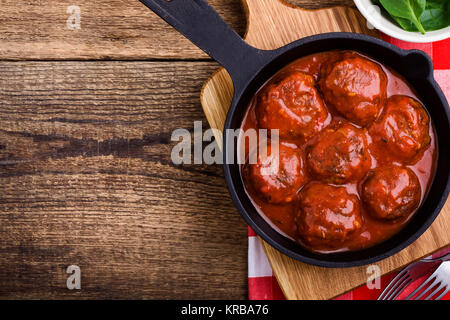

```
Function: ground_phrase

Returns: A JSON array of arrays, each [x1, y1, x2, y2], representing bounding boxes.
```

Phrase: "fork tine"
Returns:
[[378, 270, 408, 300], [405, 275, 437, 300], [414, 278, 440, 300], [384, 274, 410, 300], [435, 288, 449, 301], [424, 283, 446, 300], [386, 277, 412, 300]]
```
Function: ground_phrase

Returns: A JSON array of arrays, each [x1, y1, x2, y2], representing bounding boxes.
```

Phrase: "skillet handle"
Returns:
[[139, 0, 272, 93]]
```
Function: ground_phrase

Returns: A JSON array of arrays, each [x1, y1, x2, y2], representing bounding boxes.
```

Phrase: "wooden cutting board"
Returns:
[[200, 0, 450, 300]]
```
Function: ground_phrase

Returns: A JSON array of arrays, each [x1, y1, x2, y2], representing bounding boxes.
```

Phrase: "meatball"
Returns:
[[369, 95, 431, 163], [320, 55, 387, 126], [246, 142, 308, 204], [257, 72, 329, 139], [296, 183, 362, 246], [362, 165, 421, 220], [306, 122, 372, 184]]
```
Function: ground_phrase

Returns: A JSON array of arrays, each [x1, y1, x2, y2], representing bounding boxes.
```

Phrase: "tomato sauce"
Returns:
[[240, 51, 437, 253]]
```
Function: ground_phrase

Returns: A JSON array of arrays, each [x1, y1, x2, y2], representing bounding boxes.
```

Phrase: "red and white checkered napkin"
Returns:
[[248, 36, 450, 301]]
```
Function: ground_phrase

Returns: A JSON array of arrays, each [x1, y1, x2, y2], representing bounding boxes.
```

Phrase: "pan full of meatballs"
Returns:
[[240, 50, 442, 257]]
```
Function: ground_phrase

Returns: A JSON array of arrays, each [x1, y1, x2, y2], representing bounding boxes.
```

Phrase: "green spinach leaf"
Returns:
[[379, 0, 427, 34], [420, 0, 450, 31], [372, 0, 450, 33]]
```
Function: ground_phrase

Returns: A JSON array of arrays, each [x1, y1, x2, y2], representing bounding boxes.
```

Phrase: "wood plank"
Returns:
[[0, 61, 248, 299], [0, 0, 353, 60]]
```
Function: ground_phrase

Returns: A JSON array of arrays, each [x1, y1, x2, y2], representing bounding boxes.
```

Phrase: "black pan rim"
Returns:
[[222, 32, 450, 268]]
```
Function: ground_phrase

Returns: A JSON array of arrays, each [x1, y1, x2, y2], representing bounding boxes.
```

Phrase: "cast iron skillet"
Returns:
[[140, 0, 450, 267]]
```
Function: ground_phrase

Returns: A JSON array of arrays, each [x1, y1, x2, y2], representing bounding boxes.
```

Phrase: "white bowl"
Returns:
[[354, 0, 450, 43]]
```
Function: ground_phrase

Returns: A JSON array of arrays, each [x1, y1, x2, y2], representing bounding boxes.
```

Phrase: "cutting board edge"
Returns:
[[261, 237, 450, 300]]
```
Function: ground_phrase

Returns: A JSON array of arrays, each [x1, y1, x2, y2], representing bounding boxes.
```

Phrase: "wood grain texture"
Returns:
[[0, 61, 249, 299], [0, 0, 243, 60], [199, 0, 450, 300], [0, 0, 353, 61]]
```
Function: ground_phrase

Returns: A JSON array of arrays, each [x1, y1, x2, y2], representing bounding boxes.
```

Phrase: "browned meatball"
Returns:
[[296, 183, 362, 247], [245, 142, 308, 204], [320, 55, 387, 126], [257, 72, 330, 139], [369, 95, 431, 164], [306, 122, 372, 184], [362, 165, 421, 220]]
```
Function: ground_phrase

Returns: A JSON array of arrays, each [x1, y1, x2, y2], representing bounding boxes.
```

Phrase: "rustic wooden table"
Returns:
[[0, 0, 353, 299]]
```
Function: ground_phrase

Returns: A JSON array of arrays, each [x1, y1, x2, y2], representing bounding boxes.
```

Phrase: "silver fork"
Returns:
[[378, 252, 450, 300], [405, 260, 450, 300]]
